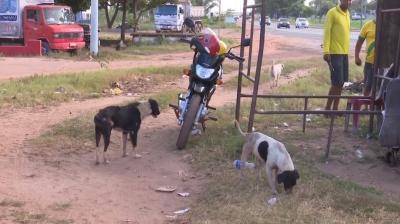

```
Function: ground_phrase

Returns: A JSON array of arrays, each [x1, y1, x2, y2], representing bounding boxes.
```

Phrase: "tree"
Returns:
[[56, 0, 90, 13], [256, 0, 313, 18], [99, 0, 121, 29], [192, 0, 203, 6], [366, 0, 377, 11], [189, 0, 218, 14], [129, 0, 177, 32], [309, 0, 336, 20], [203, 0, 218, 14]]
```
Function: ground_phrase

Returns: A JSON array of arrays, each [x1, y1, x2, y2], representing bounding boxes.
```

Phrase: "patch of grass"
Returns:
[[187, 103, 400, 224], [49, 202, 71, 212], [39, 115, 93, 142], [30, 114, 94, 158], [0, 199, 25, 207], [11, 210, 73, 224], [223, 57, 321, 89], [203, 18, 240, 30], [118, 41, 188, 56], [12, 211, 47, 224], [30, 89, 180, 157], [185, 58, 399, 223], [0, 66, 183, 109], [256, 56, 364, 113], [99, 32, 121, 40], [49, 35, 236, 61], [47, 43, 185, 61], [309, 18, 365, 30]]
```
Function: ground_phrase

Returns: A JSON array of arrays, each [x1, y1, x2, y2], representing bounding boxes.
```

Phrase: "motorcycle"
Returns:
[[170, 26, 251, 149]]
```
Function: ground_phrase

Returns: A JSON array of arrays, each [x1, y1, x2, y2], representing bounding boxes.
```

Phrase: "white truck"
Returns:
[[154, 0, 203, 33]]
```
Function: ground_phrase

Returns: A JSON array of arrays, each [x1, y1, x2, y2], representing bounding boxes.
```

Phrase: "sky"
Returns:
[[218, 0, 373, 13], [218, 0, 255, 13], [218, 0, 311, 13]]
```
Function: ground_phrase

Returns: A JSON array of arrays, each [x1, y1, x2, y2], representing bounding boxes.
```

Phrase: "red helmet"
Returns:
[[198, 28, 220, 57]]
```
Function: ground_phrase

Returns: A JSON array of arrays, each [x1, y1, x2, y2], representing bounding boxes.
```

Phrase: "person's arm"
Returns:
[[355, 37, 365, 66], [323, 11, 333, 62], [355, 22, 368, 66]]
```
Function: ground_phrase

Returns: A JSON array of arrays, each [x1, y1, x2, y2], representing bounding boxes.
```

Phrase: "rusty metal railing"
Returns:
[[234, 1, 394, 160]]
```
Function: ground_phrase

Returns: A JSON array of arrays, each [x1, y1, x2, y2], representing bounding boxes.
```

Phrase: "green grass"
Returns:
[[182, 57, 398, 223], [187, 104, 398, 223], [48, 32, 236, 61], [224, 57, 321, 89], [30, 89, 179, 157], [49, 202, 72, 212], [254, 56, 363, 115], [0, 66, 183, 109], [26, 57, 395, 224], [182, 99, 400, 223], [0, 199, 25, 207], [48, 42, 187, 60], [11, 210, 73, 224]]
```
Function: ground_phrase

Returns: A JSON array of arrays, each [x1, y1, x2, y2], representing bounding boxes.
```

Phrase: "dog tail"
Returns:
[[234, 120, 247, 137]]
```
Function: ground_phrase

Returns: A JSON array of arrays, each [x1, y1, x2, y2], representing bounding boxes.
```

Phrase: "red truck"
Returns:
[[0, 0, 85, 56]]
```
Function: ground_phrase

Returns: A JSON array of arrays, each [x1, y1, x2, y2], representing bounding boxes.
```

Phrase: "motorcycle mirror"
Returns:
[[241, 38, 251, 47]]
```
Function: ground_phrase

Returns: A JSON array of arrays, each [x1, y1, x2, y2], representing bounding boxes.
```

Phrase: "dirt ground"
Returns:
[[0, 28, 399, 223]]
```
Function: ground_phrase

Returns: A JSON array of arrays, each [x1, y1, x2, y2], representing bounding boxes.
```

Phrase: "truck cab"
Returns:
[[23, 4, 85, 53], [154, 3, 185, 32]]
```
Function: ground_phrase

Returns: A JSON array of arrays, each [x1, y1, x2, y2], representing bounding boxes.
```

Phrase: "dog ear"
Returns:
[[148, 99, 160, 115], [277, 172, 287, 184]]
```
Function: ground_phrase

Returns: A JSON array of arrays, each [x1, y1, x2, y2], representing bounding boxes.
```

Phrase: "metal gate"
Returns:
[[234, 0, 384, 160]]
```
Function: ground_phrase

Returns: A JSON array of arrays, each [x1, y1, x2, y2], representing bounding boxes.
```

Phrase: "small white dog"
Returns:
[[235, 120, 299, 194], [270, 60, 284, 88]]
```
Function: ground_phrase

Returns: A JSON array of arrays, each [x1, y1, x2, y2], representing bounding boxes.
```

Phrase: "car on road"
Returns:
[[277, 18, 290, 29], [351, 13, 362, 20], [260, 16, 271, 26], [295, 17, 309, 28]]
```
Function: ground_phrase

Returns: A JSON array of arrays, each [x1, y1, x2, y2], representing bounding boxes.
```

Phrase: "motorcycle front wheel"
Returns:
[[176, 94, 202, 150]]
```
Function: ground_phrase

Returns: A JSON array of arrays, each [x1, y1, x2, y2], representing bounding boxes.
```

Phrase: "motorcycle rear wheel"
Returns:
[[176, 94, 202, 150]]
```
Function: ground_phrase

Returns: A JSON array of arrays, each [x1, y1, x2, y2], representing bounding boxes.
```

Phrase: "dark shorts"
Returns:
[[328, 54, 349, 87], [363, 62, 374, 93]]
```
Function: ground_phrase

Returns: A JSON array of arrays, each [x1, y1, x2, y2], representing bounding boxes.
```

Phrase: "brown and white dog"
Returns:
[[94, 99, 160, 164], [235, 120, 299, 194], [270, 60, 284, 88]]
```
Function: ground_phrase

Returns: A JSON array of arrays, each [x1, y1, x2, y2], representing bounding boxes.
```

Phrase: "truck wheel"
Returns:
[[41, 41, 50, 56], [69, 49, 78, 56], [181, 24, 187, 33], [195, 24, 202, 33]]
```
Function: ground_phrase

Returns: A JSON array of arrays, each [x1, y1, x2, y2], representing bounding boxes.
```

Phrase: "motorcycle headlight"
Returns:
[[196, 64, 215, 79]]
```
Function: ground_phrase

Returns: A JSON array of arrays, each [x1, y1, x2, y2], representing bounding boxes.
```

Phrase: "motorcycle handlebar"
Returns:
[[227, 52, 245, 63], [180, 38, 192, 44], [181, 38, 245, 63]]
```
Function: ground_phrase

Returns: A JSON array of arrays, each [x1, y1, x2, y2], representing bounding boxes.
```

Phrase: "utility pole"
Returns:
[[360, 0, 364, 28], [218, 0, 221, 36], [90, 0, 99, 56]]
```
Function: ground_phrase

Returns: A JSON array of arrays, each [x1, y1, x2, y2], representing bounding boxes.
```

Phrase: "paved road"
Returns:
[[265, 23, 359, 48]]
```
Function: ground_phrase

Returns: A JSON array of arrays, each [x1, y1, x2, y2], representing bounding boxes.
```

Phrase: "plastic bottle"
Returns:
[[233, 160, 255, 169]]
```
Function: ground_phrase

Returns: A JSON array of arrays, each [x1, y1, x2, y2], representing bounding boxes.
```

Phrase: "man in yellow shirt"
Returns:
[[355, 19, 376, 96], [323, 0, 352, 112]]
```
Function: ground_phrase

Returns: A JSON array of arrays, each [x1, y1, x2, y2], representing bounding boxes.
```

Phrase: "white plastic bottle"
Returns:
[[233, 160, 255, 169]]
